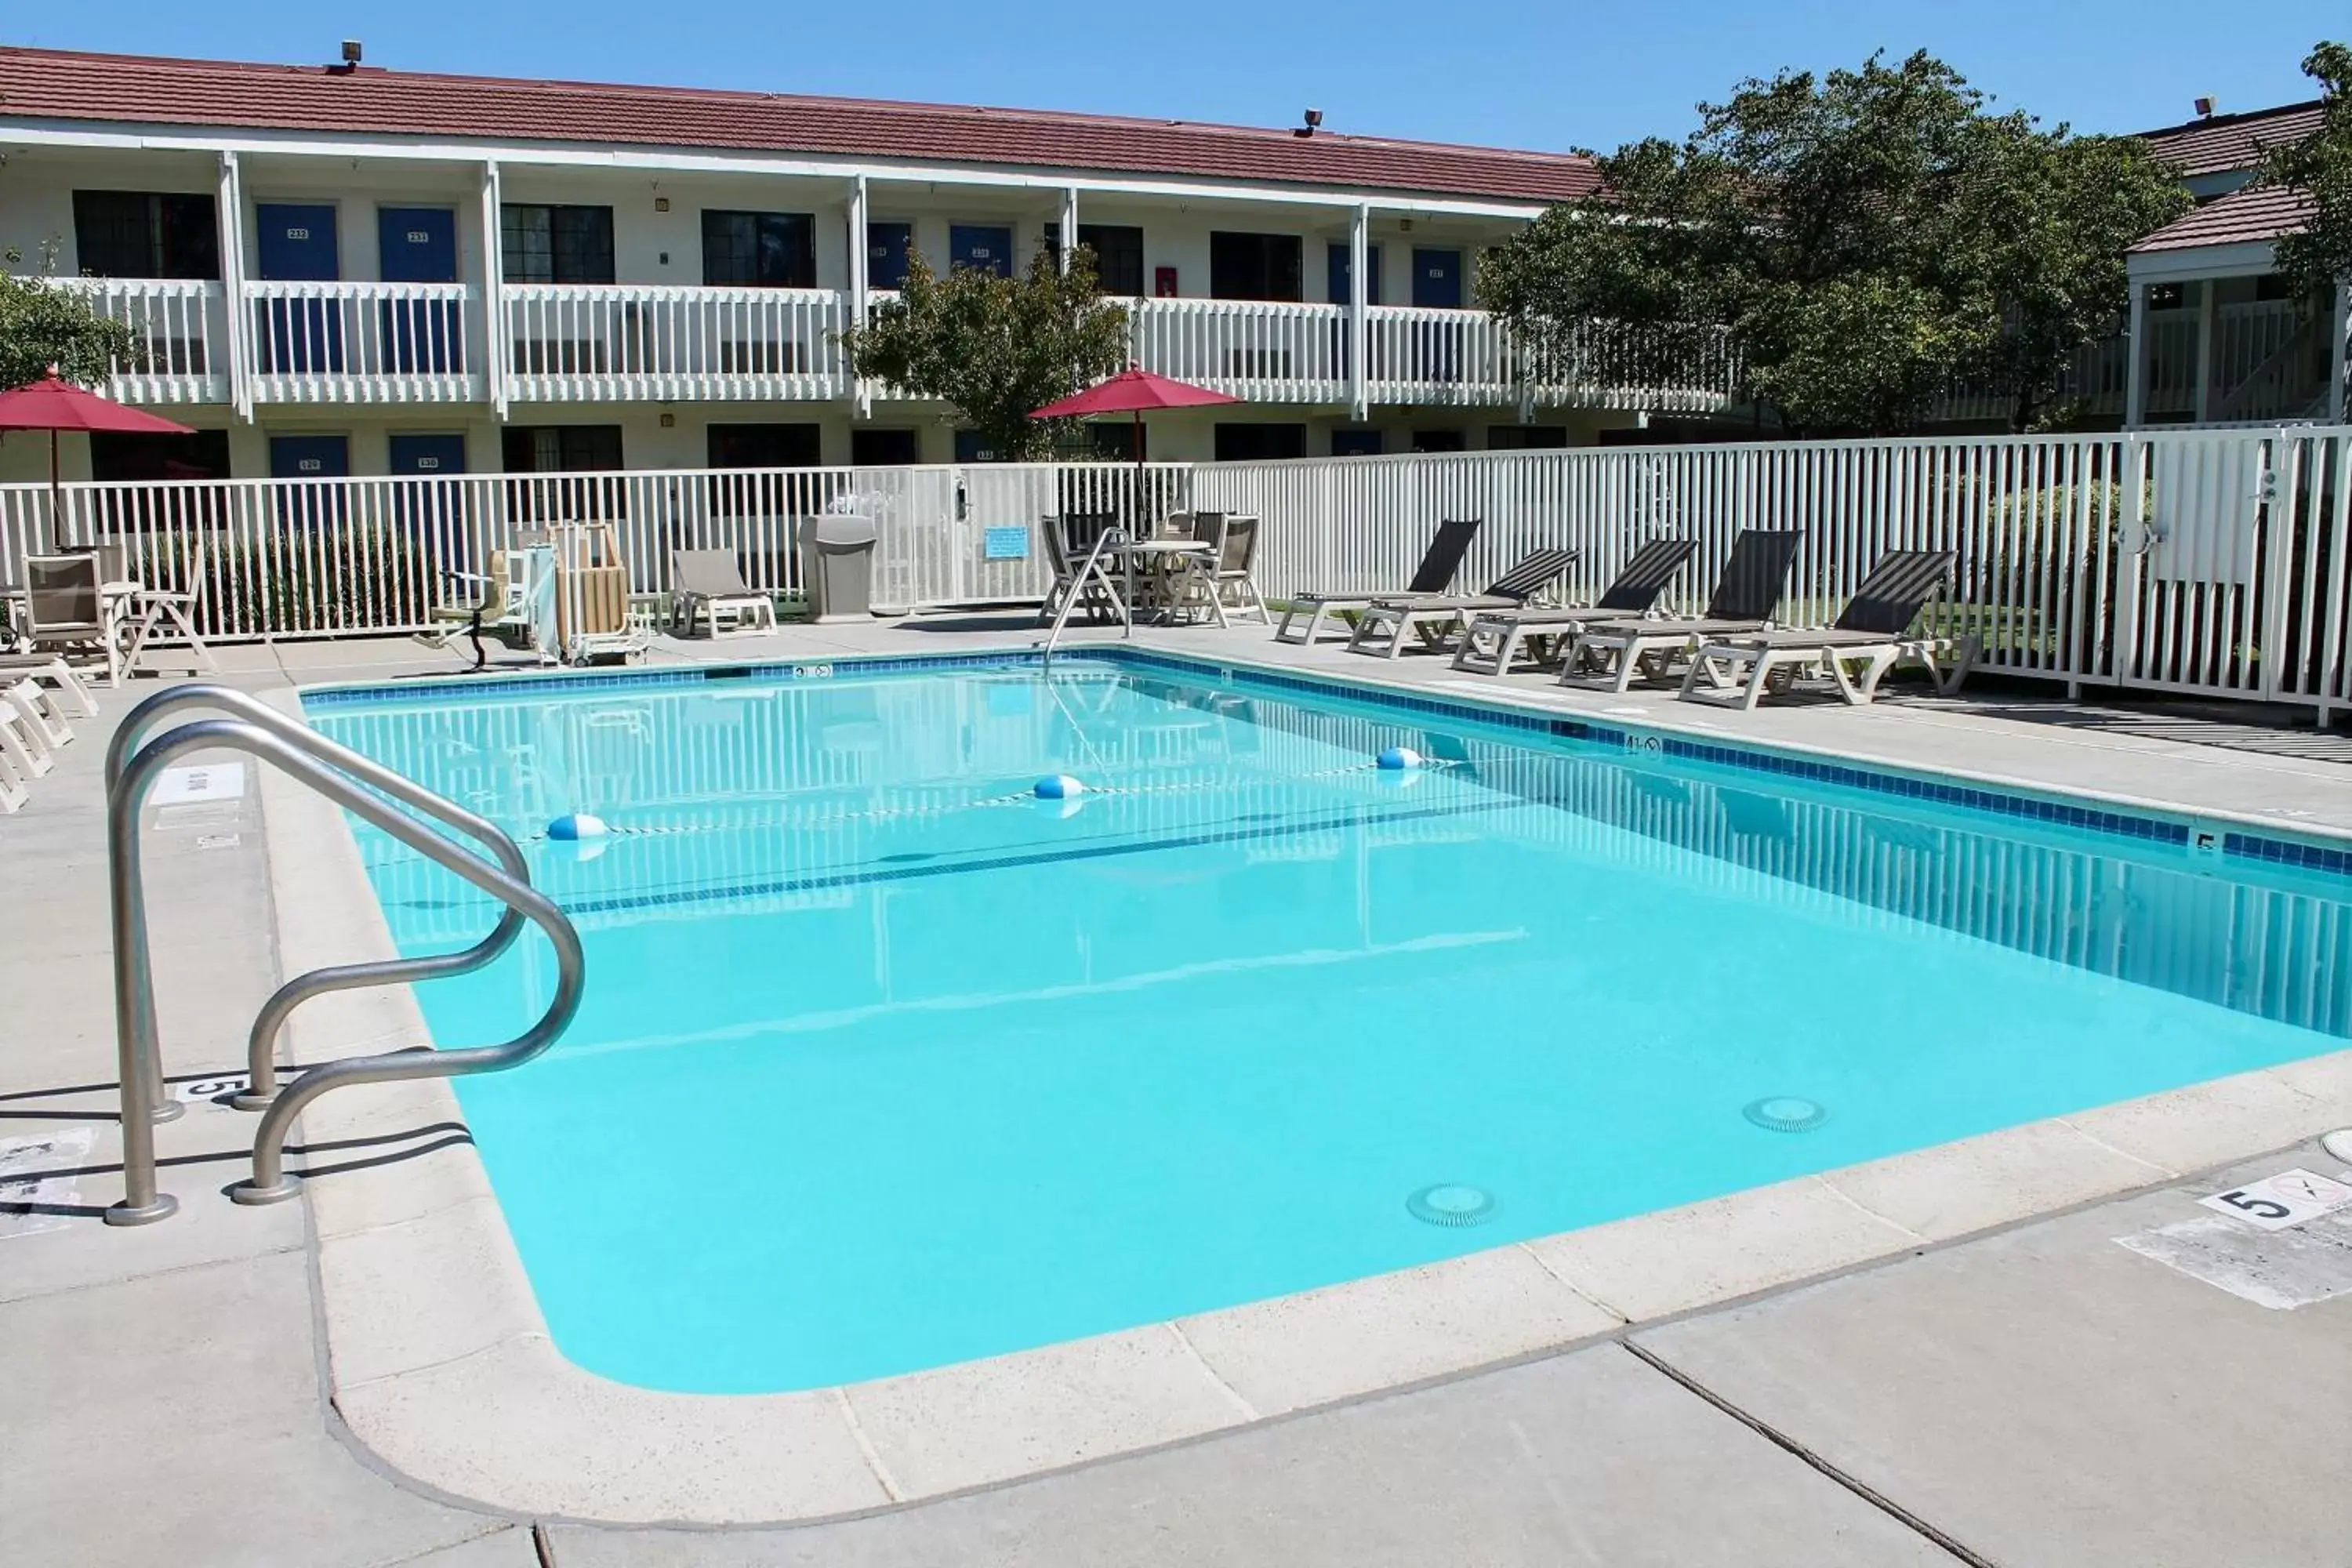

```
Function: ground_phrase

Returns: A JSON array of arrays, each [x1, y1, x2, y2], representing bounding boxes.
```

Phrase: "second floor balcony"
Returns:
[[56, 276, 1741, 416]]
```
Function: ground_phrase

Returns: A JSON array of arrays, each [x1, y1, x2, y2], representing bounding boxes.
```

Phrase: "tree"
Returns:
[[0, 241, 137, 390], [1478, 52, 2190, 434], [2256, 41, 2352, 304], [840, 247, 1131, 461]]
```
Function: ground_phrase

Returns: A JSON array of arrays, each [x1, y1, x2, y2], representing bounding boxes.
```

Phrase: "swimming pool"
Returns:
[[306, 653, 2352, 1394]]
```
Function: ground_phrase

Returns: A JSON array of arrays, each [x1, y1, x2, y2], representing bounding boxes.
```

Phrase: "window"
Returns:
[[851, 428, 920, 466], [702, 211, 816, 289], [1411, 430, 1467, 454], [1046, 224, 1146, 296], [1214, 423, 1306, 462], [89, 430, 232, 483], [1487, 426, 1568, 450], [1331, 428, 1383, 458], [708, 423, 822, 469], [71, 191, 220, 279], [501, 425, 625, 472], [1210, 233, 1303, 302], [501, 205, 615, 285]]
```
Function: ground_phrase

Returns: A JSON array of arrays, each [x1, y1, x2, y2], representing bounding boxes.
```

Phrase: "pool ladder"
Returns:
[[1039, 524, 1131, 669], [102, 684, 584, 1225]]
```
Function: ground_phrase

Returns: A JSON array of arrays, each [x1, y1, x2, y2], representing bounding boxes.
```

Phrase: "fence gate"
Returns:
[[2113, 429, 2296, 702]]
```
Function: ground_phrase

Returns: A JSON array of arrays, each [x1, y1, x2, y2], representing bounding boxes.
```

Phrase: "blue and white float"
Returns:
[[546, 812, 608, 841], [1375, 746, 1423, 771], [1033, 775, 1087, 800]]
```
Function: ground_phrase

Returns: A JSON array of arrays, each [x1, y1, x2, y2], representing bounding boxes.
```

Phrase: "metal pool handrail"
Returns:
[[104, 710, 583, 1225], [1040, 524, 1131, 668], [104, 684, 533, 1116]]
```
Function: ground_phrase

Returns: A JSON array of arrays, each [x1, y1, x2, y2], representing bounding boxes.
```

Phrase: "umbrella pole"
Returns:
[[49, 428, 61, 551], [1132, 408, 1145, 533]]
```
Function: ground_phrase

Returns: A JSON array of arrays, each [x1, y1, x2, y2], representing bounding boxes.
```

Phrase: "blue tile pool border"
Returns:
[[297, 643, 2352, 880]]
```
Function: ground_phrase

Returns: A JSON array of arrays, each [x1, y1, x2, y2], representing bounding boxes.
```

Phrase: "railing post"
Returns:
[[2192, 280, 2216, 425], [2329, 276, 2349, 426], [216, 151, 252, 422], [848, 174, 871, 417], [2124, 281, 2148, 431], [481, 161, 508, 418], [1348, 204, 1370, 423]]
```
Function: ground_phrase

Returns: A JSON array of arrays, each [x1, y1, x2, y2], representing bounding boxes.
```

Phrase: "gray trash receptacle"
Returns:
[[799, 514, 879, 623]]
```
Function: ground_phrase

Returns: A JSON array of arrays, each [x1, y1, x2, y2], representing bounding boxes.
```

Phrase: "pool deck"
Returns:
[[5, 616, 2352, 1566]]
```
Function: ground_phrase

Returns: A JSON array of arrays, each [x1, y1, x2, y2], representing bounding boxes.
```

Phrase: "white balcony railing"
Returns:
[[1125, 298, 1351, 403], [245, 281, 484, 405], [503, 284, 851, 403], [48, 277, 231, 405]]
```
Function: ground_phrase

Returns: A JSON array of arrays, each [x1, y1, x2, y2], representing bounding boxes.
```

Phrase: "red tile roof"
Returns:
[[0, 46, 1602, 205], [2129, 183, 2312, 253], [2136, 100, 2325, 178]]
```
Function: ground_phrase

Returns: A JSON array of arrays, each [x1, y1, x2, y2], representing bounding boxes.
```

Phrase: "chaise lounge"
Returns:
[[1559, 530, 1806, 692], [1270, 518, 1483, 646], [1679, 548, 1976, 709], [1345, 547, 1581, 659], [1449, 537, 1699, 677]]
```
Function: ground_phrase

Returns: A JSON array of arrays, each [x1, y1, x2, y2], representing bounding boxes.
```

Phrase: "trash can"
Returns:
[[799, 514, 879, 623]]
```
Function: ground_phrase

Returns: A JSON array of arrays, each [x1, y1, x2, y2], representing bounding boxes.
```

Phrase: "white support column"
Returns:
[[1059, 186, 1079, 274], [1348, 203, 1370, 423], [216, 151, 252, 421], [2124, 280, 2148, 430], [2192, 278, 2216, 424], [848, 174, 871, 417], [481, 161, 508, 419], [2329, 275, 2349, 426]]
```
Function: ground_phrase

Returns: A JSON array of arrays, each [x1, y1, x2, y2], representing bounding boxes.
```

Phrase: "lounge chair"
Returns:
[[1560, 530, 1806, 693], [1, 677, 62, 781], [0, 654, 98, 719], [1346, 547, 1580, 659], [1679, 549, 1974, 709], [1450, 538, 1698, 677], [1272, 518, 1483, 645], [671, 550, 778, 637]]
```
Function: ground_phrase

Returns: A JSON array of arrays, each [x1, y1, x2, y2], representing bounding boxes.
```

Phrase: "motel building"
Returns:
[[0, 44, 1742, 494]]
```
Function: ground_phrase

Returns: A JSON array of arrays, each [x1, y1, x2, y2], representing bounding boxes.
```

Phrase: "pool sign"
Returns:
[[2198, 1168, 2352, 1231], [983, 526, 1029, 561]]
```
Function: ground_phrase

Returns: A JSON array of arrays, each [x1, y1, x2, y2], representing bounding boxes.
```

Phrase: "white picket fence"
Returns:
[[0, 463, 1190, 642], [7, 429, 2350, 718], [1192, 426, 2352, 717]]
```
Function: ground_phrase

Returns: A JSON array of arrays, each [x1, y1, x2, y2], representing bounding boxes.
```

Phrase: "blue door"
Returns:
[[378, 208, 463, 375], [270, 434, 351, 532], [1410, 248, 1465, 383], [1326, 242, 1382, 306], [256, 203, 344, 375], [949, 224, 1014, 278], [1410, 249, 1462, 308], [868, 223, 912, 289], [388, 433, 465, 474], [390, 434, 469, 572], [1331, 428, 1382, 458]]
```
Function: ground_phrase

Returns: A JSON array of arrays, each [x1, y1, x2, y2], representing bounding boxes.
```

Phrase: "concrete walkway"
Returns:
[[4, 626, 2349, 1566]]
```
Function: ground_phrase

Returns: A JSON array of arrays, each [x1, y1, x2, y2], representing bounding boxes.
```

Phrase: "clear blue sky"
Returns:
[[8, 1, 2335, 151]]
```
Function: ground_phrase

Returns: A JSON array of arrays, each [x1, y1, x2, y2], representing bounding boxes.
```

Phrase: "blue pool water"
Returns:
[[307, 656, 2352, 1393]]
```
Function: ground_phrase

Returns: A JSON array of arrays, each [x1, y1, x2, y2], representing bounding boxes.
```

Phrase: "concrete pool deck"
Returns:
[[5, 619, 2352, 1564]]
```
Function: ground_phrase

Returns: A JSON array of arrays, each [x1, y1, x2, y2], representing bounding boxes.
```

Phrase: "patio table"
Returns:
[[1117, 539, 1215, 624]]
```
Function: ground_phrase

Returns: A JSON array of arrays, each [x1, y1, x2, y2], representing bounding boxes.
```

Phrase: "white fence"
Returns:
[[0, 463, 1189, 642], [1193, 426, 2352, 716], [503, 285, 852, 403], [246, 281, 485, 405], [8, 430, 2350, 718]]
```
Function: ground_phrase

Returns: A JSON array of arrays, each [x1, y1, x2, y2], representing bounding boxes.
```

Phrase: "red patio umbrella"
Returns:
[[1031, 365, 1239, 475], [0, 366, 194, 545]]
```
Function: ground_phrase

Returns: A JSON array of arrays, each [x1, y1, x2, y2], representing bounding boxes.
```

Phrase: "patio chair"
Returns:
[[1272, 518, 1483, 646], [1178, 514, 1270, 627], [20, 554, 122, 688], [0, 654, 99, 719], [1679, 549, 1975, 709], [1345, 547, 1580, 659], [0, 741, 25, 814], [671, 550, 778, 638], [1450, 537, 1699, 677], [1036, 512, 1128, 627], [123, 547, 220, 677], [1561, 530, 1807, 693]]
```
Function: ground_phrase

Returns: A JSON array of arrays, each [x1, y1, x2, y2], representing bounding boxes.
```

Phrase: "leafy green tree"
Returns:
[[0, 241, 137, 390], [1479, 52, 2190, 434], [840, 247, 1131, 461], [2256, 41, 2352, 305]]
